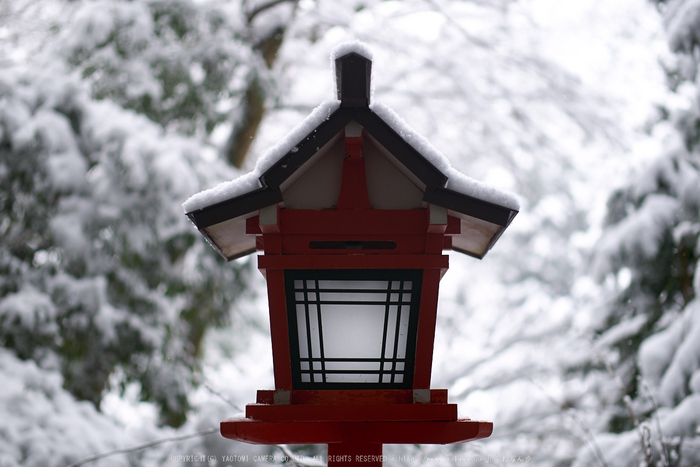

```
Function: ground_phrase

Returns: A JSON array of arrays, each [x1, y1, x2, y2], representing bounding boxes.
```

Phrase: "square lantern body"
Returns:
[[251, 202, 452, 394]]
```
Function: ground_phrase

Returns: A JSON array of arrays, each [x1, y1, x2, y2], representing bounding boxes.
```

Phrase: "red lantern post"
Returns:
[[184, 43, 518, 466]]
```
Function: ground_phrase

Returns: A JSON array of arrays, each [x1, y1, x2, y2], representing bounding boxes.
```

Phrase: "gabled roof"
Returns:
[[184, 44, 519, 260]]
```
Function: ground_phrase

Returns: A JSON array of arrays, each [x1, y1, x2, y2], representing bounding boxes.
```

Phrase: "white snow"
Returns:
[[253, 99, 341, 175], [47, 151, 88, 192], [665, 0, 700, 53], [0, 286, 58, 333], [12, 108, 79, 155], [595, 313, 648, 349], [690, 368, 700, 393], [0, 348, 134, 467], [369, 102, 452, 173], [657, 301, 700, 406], [573, 430, 640, 467], [182, 170, 262, 213], [330, 40, 375, 62], [593, 194, 680, 278], [49, 197, 93, 255], [639, 316, 686, 386]]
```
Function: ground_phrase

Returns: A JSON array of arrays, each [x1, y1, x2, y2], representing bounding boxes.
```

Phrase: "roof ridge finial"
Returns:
[[331, 41, 373, 107]]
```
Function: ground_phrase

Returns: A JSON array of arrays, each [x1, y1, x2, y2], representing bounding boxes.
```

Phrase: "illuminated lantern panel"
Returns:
[[286, 269, 421, 388]]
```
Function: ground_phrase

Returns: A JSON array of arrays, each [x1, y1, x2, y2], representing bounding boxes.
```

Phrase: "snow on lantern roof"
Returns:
[[184, 42, 519, 260], [182, 100, 341, 214], [330, 40, 374, 62]]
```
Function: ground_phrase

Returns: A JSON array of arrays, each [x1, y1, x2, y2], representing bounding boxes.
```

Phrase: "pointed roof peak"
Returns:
[[332, 41, 373, 107]]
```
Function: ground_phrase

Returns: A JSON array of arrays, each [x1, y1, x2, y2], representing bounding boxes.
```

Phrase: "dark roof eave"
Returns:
[[186, 186, 283, 229], [259, 106, 354, 188], [424, 187, 518, 227], [353, 108, 448, 189]]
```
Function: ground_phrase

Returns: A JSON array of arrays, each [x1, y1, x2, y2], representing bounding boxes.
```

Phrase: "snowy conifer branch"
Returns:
[[593, 346, 653, 466], [639, 377, 670, 467], [65, 428, 219, 467]]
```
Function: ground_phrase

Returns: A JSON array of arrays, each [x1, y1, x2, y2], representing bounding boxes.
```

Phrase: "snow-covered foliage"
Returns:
[[0, 57, 249, 427], [57, 0, 256, 137], [0, 348, 137, 467], [574, 1, 700, 465]]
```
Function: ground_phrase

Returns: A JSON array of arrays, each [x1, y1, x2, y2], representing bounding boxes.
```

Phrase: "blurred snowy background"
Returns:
[[1, 0, 700, 466]]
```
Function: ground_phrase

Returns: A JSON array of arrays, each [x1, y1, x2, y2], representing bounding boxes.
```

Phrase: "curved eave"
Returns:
[[424, 187, 518, 259], [186, 187, 282, 261], [424, 187, 518, 227], [187, 186, 283, 230]]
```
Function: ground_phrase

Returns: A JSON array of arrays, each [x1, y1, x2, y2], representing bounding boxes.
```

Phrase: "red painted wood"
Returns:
[[249, 210, 438, 236], [345, 134, 363, 159], [256, 390, 276, 404], [442, 236, 452, 251], [278, 209, 429, 235], [280, 234, 427, 255], [256, 389, 449, 405], [220, 418, 493, 445], [262, 232, 282, 254], [446, 215, 461, 235], [337, 133, 371, 210], [258, 254, 448, 271], [425, 232, 446, 254], [245, 402, 457, 422], [265, 269, 293, 389], [413, 268, 442, 388], [246, 215, 261, 235]]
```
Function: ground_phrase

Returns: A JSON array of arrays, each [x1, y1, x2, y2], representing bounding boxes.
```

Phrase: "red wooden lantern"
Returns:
[[184, 44, 518, 466]]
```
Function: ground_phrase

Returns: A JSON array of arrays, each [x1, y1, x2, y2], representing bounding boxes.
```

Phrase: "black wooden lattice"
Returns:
[[285, 269, 422, 390]]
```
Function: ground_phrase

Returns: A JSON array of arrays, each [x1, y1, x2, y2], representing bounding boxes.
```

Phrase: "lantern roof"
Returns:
[[184, 43, 519, 261]]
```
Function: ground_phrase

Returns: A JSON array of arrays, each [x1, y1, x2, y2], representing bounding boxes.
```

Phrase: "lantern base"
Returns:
[[221, 418, 493, 445], [221, 389, 492, 466]]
